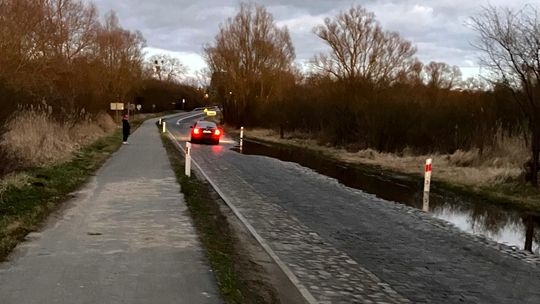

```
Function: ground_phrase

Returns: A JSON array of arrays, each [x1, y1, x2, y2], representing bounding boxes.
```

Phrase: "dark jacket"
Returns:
[[122, 119, 131, 135]]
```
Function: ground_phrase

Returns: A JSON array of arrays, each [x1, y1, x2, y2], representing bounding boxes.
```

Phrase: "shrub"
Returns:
[[0, 107, 114, 170]]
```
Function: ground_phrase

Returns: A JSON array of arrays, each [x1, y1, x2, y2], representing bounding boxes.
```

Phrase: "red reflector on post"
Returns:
[[426, 164, 432, 172]]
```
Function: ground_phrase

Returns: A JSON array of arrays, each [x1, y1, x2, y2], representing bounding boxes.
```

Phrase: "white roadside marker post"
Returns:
[[185, 142, 192, 177], [422, 158, 432, 212], [159, 118, 162, 125], [239, 126, 244, 153], [162, 121, 166, 133]]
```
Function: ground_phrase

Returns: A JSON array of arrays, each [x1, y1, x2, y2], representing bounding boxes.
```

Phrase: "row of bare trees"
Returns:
[[0, 0, 211, 176], [0, 0, 146, 124], [205, 3, 539, 186], [0, 0, 205, 123]]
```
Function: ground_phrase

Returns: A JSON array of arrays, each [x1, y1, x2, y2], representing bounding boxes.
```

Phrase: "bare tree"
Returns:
[[147, 54, 187, 82], [204, 2, 295, 126], [0, 0, 101, 109], [43, 0, 99, 61], [471, 5, 540, 186], [194, 68, 211, 88], [94, 11, 146, 104], [0, 0, 49, 88], [312, 6, 417, 86], [461, 77, 489, 92], [424, 61, 462, 90]]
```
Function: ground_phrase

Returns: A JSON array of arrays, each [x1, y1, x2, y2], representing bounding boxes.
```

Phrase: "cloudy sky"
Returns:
[[91, 0, 534, 78]]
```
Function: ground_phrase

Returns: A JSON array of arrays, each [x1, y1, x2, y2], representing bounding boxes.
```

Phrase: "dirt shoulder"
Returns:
[[243, 128, 540, 213]]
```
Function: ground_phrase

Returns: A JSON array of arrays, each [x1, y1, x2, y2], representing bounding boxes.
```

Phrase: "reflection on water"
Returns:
[[232, 140, 540, 254]]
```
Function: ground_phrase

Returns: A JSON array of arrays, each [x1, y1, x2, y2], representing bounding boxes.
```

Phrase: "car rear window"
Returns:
[[196, 121, 217, 128]]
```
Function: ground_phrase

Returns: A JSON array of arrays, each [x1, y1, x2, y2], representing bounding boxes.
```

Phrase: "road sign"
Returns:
[[110, 103, 124, 110], [206, 110, 217, 116]]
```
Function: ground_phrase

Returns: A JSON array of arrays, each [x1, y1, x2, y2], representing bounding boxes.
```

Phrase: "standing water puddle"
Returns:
[[232, 140, 540, 254]]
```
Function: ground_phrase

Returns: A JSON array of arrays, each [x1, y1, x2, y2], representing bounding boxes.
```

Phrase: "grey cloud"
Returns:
[[90, 0, 534, 75]]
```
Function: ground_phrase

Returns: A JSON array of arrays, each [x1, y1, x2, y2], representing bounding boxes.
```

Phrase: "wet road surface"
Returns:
[[167, 113, 540, 304], [0, 118, 221, 304], [237, 140, 540, 254]]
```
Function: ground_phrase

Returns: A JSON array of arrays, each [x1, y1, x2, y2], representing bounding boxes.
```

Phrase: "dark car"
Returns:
[[190, 121, 222, 145]]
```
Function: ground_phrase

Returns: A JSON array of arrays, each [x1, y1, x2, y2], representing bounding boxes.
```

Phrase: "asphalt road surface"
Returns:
[[166, 112, 540, 304]]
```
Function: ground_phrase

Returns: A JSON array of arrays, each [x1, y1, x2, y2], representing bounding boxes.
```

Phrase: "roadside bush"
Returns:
[[449, 149, 481, 167], [0, 107, 114, 170]]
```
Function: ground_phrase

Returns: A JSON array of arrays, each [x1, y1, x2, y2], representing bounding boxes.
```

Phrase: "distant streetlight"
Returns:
[[182, 98, 185, 110]]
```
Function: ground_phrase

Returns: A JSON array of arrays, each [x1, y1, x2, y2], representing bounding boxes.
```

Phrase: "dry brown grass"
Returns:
[[246, 128, 529, 188], [0, 107, 115, 168], [95, 112, 116, 133]]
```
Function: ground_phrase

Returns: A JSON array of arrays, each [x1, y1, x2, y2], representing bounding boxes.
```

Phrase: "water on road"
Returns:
[[234, 139, 540, 254]]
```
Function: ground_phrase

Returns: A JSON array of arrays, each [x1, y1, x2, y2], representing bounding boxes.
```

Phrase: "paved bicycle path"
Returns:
[[0, 117, 222, 304]]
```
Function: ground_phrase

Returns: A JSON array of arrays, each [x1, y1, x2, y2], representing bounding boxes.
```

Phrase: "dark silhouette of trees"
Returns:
[[201, 4, 528, 167], [424, 62, 462, 90], [204, 2, 295, 127], [471, 5, 540, 186], [0, 0, 146, 119]]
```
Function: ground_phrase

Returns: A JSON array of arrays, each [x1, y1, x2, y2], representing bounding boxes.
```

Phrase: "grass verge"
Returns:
[[160, 132, 278, 304], [0, 117, 148, 261]]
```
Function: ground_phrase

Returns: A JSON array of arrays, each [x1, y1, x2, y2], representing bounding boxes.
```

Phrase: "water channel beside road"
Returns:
[[233, 139, 540, 254]]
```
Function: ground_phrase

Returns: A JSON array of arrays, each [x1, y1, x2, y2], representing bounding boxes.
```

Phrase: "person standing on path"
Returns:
[[122, 114, 131, 144]]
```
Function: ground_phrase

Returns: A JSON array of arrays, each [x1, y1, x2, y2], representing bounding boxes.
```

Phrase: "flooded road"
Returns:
[[234, 139, 540, 254]]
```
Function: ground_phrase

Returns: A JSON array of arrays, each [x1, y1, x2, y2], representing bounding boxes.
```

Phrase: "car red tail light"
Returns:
[[214, 129, 221, 136], [193, 128, 201, 135]]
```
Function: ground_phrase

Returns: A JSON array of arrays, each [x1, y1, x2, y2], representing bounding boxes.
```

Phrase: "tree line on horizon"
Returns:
[[205, 3, 540, 186], [0, 0, 206, 124], [0, 0, 208, 176], [0, 0, 538, 186]]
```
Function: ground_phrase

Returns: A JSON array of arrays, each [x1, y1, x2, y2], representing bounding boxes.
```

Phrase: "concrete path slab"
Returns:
[[0, 117, 222, 304]]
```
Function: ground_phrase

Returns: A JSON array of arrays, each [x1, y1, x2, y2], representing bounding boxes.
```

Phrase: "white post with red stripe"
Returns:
[[239, 126, 244, 153], [422, 158, 432, 212], [185, 142, 192, 177]]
